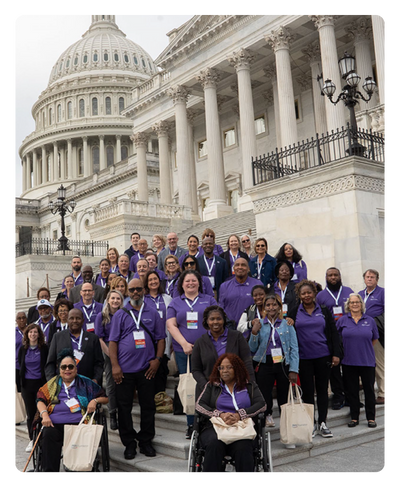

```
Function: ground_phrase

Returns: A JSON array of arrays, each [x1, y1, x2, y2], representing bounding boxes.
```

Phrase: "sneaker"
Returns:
[[319, 422, 333, 438], [185, 425, 194, 439], [312, 423, 318, 438], [265, 415, 275, 427], [285, 444, 296, 449], [25, 440, 33, 452]]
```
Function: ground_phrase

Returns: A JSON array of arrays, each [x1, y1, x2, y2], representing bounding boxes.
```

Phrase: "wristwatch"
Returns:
[[156, 356, 162, 362]]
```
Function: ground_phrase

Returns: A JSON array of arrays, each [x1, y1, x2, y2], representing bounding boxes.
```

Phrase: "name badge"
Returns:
[[65, 397, 81, 413], [187, 311, 198, 329], [292, 273, 298, 281], [86, 322, 94, 332], [333, 306, 343, 321], [74, 350, 84, 365], [271, 347, 283, 364], [209, 276, 215, 288], [158, 310, 163, 319], [133, 330, 146, 349], [282, 304, 288, 317]]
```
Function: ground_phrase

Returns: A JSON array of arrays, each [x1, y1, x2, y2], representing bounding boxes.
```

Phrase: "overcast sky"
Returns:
[[14, 14, 193, 196]]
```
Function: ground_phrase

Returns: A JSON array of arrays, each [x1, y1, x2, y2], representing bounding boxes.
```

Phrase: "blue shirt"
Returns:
[[295, 303, 330, 359]]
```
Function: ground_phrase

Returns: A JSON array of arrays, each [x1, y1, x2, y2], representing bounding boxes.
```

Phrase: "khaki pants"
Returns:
[[374, 340, 385, 398]]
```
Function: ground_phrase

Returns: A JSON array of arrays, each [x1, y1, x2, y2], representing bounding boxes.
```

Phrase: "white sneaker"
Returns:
[[25, 440, 33, 452], [285, 444, 296, 449], [265, 415, 275, 427], [312, 423, 318, 438], [319, 422, 333, 438]]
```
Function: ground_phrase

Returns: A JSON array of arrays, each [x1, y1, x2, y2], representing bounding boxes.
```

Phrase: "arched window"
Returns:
[[92, 146, 100, 172], [124, 54, 129, 63], [142, 58, 146, 68], [119, 97, 125, 114], [79, 99, 85, 117], [105, 97, 111, 115], [83, 54, 88, 64], [114, 52, 119, 62], [104, 52, 109, 62], [106, 146, 114, 167], [92, 97, 98, 116], [74, 56, 78, 66], [57, 104, 61, 122], [67, 101, 73, 119], [121, 145, 128, 161], [93, 52, 98, 62], [78, 148, 84, 175], [133, 56, 138, 65]]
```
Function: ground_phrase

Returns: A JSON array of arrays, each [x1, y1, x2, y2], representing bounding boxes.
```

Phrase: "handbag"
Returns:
[[154, 391, 173, 413], [280, 384, 314, 445], [177, 355, 196, 415], [63, 411, 104, 471], [210, 416, 256, 445], [15, 385, 26, 424]]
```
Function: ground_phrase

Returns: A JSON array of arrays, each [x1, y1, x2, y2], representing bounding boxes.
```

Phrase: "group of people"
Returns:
[[15, 228, 385, 472]]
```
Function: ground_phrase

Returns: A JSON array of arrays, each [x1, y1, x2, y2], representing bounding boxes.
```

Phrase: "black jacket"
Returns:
[[18, 344, 49, 388], [191, 329, 255, 398], [69, 282, 105, 304], [220, 250, 249, 276], [197, 254, 230, 300]]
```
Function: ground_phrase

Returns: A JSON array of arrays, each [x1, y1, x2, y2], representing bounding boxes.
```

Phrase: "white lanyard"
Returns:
[[17, 328, 24, 338], [278, 282, 288, 302], [60, 322, 68, 330], [150, 295, 161, 310], [129, 304, 144, 331], [184, 296, 199, 312], [71, 329, 84, 351], [63, 379, 75, 399], [166, 278, 176, 295], [257, 259, 263, 279], [110, 265, 118, 273], [169, 249, 177, 256], [224, 383, 239, 411], [363, 287, 376, 304], [99, 277, 107, 287], [229, 250, 239, 268], [267, 319, 278, 347], [82, 302, 95, 322], [326, 286, 342, 306], [37, 319, 51, 334], [73, 273, 81, 284], [256, 308, 261, 319], [204, 256, 215, 276]]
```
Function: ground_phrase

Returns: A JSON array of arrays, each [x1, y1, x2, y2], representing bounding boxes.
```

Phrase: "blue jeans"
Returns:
[[174, 351, 194, 427]]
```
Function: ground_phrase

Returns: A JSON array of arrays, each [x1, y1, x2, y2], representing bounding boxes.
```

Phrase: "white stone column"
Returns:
[[67, 139, 72, 179], [32, 149, 38, 186], [265, 27, 298, 148], [99, 135, 105, 171], [26, 154, 32, 189], [152, 121, 172, 205], [187, 110, 200, 218], [228, 49, 257, 191], [116, 135, 122, 163], [310, 15, 346, 132], [49, 150, 54, 183], [41, 146, 47, 183], [263, 65, 282, 150], [132, 132, 149, 202], [168, 85, 192, 209], [371, 16, 384, 105], [22, 157, 27, 192], [60, 146, 66, 181], [53, 142, 59, 181], [197, 68, 232, 220], [302, 42, 328, 135], [82, 136, 90, 176]]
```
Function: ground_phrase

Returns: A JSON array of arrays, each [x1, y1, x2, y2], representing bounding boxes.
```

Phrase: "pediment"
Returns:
[[155, 15, 244, 68]]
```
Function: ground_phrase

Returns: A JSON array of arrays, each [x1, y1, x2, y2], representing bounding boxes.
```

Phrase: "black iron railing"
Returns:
[[16, 238, 109, 258], [252, 125, 384, 186]]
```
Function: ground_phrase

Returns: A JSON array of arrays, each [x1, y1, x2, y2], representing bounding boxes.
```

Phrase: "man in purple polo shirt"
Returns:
[[61, 255, 84, 290], [109, 278, 166, 460], [118, 254, 134, 282], [35, 299, 55, 343], [129, 238, 149, 272], [316, 267, 354, 409], [73, 282, 103, 334], [218, 258, 263, 327], [358, 269, 385, 405]]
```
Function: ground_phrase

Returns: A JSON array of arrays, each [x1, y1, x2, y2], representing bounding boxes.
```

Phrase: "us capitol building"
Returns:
[[16, 15, 384, 298]]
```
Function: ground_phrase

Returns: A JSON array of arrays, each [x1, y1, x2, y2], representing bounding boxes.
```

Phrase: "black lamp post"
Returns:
[[318, 52, 376, 156], [48, 185, 76, 255]]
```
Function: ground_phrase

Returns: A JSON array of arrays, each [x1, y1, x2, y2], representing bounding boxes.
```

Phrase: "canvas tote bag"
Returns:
[[15, 385, 26, 424], [63, 411, 103, 471], [177, 355, 196, 415], [210, 416, 257, 445], [280, 384, 314, 445]]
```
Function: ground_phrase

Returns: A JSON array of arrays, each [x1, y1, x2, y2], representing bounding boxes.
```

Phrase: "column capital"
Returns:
[[168, 85, 190, 104], [345, 17, 372, 43], [152, 121, 170, 138], [262, 89, 274, 105], [302, 41, 321, 63], [131, 131, 148, 147], [228, 48, 255, 71], [263, 64, 277, 81], [187, 109, 200, 124], [265, 26, 294, 52], [196, 67, 220, 89], [309, 15, 338, 30]]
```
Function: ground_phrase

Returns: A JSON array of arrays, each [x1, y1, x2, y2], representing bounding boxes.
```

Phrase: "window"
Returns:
[[133, 56, 138, 65], [106, 146, 114, 167], [223, 128, 236, 148], [83, 54, 88, 64], [93, 52, 98, 62], [92, 147, 100, 172], [79, 99, 85, 117], [255, 116, 266, 135], [92, 97, 98, 116], [66, 58, 70, 68], [53, 230, 58, 240], [121, 145, 128, 161], [57, 104, 61, 122], [78, 148, 83, 175], [119, 97, 125, 114], [114, 52, 119, 62], [104, 52, 109, 62], [124, 54, 129, 63], [198, 140, 207, 159], [142, 58, 146, 68], [105, 97, 111, 115], [67, 101, 72, 119], [49, 108, 53, 125], [74, 56, 78, 66]]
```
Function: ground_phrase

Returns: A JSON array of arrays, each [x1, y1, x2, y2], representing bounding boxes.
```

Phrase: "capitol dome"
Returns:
[[48, 15, 157, 87]]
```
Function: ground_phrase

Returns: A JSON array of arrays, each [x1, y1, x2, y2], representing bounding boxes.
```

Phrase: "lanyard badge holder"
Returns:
[[130, 305, 146, 349]]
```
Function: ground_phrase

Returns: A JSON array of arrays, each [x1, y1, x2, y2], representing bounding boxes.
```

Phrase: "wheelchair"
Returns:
[[31, 404, 110, 472], [188, 412, 273, 472]]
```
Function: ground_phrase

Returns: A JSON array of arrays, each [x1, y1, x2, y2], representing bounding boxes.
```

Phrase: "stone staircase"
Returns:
[[176, 210, 257, 250], [16, 376, 384, 472]]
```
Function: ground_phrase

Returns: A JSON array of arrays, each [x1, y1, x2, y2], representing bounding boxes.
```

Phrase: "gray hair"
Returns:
[[344, 293, 366, 314]]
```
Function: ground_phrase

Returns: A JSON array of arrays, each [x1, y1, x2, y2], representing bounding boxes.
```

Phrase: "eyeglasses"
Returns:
[[60, 364, 75, 371], [183, 261, 195, 267], [349, 301, 361, 305], [128, 287, 143, 293], [242, 239, 250, 243], [166, 262, 177, 266], [218, 365, 233, 371], [256, 244, 266, 248]]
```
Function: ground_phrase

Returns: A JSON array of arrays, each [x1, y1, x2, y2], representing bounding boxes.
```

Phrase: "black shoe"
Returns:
[[139, 442, 156, 457], [368, 420, 377, 428], [124, 443, 137, 460], [347, 420, 359, 428], [110, 411, 118, 431], [186, 425, 194, 439], [332, 400, 345, 410]]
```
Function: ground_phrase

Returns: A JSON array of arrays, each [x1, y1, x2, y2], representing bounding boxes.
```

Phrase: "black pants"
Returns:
[[329, 364, 345, 403], [154, 354, 169, 395], [342, 364, 376, 421], [200, 426, 254, 472], [299, 355, 331, 424], [115, 369, 156, 448], [16, 369, 21, 392], [254, 357, 289, 415], [41, 424, 68, 472], [21, 379, 43, 440]]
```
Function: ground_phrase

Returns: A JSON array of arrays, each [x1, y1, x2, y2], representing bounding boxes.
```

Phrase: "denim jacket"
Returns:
[[248, 319, 299, 373]]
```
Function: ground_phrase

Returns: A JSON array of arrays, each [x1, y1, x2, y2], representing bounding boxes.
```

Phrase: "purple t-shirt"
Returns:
[[207, 328, 229, 357], [291, 261, 307, 283], [216, 383, 251, 413], [109, 302, 165, 373], [129, 253, 146, 272], [50, 382, 83, 424], [94, 312, 113, 342], [145, 294, 168, 322], [263, 318, 283, 356], [95, 274, 108, 288], [316, 285, 354, 320], [16, 327, 24, 369], [358, 286, 384, 318], [218, 277, 263, 326], [166, 293, 218, 352], [295, 303, 330, 359], [336, 313, 379, 366], [62, 272, 84, 290], [164, 273, 180, 297], [35, 317, 54, 343], [179, 248, 204, 267], [24, 346, 42, 379], [73, 300, 103, 333]]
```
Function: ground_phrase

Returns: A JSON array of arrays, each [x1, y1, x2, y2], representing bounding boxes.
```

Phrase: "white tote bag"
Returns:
[[280, 384, 314, 445], [177, 355, 197, 415], [63, 411, 103, 471], [210, 417, 257, 445], [15, 385, 26, 424]]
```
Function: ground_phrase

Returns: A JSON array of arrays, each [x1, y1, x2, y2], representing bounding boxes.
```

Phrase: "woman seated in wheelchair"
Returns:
[[195, 353, 266, 472], [35, 348, 108, 472]]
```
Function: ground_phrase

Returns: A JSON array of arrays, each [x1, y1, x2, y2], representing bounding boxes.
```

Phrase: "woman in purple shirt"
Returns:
[[18, 324, 48, 452], [275, 242, 307, 284], [336, 294, 379, 428]]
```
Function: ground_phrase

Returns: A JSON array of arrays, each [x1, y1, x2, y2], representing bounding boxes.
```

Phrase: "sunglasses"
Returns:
[[183, 261, 195, 267], [242, 239, 250, 243], [128, 287, 143, 293], [60, 364, 75, 371]]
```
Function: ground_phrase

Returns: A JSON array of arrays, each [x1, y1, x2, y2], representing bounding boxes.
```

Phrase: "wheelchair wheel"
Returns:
[[31, 425, 43, 472], [188, 429, 203, 472], [92, 409, 110, 472], [261, 427, 273, 472]]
